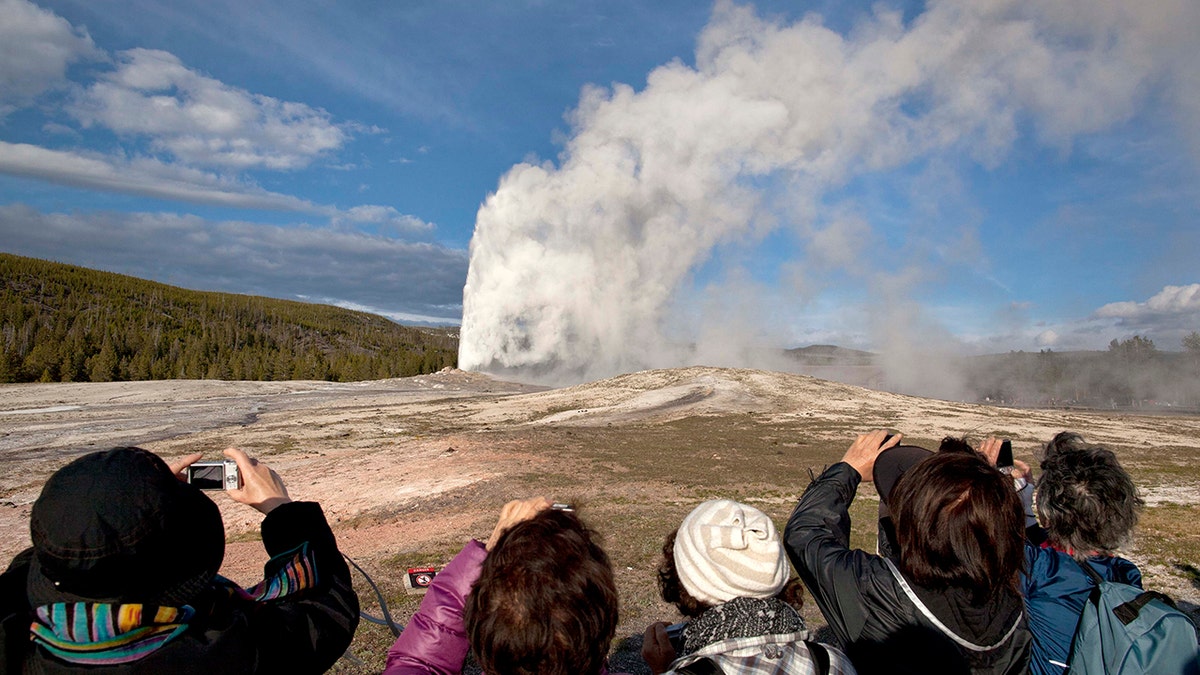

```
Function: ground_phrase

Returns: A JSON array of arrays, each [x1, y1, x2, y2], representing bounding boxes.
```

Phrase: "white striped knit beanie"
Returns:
[[673, 499, 790, 606]]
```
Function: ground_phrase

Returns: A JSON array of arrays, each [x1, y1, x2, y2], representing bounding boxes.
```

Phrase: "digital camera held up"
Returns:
[[186, 459, 240, 490]]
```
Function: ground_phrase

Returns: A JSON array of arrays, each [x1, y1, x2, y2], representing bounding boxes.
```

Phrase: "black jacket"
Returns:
[[1, 501, 359, 674], [784, 463, 1031, 675]]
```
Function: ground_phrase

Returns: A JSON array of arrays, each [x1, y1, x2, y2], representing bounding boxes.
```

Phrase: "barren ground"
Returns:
[[2, 367, 1198, 673]]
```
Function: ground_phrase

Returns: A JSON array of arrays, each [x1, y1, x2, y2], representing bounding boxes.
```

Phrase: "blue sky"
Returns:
[[2, 0, 1198, 376]]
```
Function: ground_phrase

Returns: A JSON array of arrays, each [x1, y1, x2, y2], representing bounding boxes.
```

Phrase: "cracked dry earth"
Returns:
[[2, 366, 1198, 672]]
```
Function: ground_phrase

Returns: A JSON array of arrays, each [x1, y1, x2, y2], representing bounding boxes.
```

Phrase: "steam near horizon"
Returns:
[[459, 0, 1200, 390]]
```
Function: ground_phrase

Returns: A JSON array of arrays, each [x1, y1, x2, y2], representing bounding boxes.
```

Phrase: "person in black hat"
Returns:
[[0, 446, 359, 674]]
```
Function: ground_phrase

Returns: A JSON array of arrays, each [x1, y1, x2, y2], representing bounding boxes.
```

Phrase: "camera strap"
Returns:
[[342, 554, 403, 637]]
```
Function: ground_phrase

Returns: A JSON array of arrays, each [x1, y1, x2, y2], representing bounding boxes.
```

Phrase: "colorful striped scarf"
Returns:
[[30, 603, 195, 665], [30, 542, 319, 664], [239, 542, 318, 601]]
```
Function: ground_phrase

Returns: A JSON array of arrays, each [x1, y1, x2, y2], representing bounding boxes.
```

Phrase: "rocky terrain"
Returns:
[[2, 367, 1198, 672]]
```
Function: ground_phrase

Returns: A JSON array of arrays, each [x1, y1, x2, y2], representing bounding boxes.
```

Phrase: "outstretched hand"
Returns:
[[223, 447, 291, 515], [486, 497, 553, 551], [979, 436, 1033, 480], [841, 429, 902, 481], [979, 436, 1004, 466]]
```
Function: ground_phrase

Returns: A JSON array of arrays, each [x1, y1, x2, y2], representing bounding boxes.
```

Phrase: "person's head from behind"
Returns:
[[464, 508, 618, 675], [656, 499, 797, 617], [1042, 431, 1087, 459], [937, 436, 976, 455], [890, 451, 1024, 603], [1036, 439, 1141, 559], [28, 446, 225, 606]]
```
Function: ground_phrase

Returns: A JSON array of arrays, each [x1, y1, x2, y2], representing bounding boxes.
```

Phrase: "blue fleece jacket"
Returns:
[[1022, 543, 1142, 675]]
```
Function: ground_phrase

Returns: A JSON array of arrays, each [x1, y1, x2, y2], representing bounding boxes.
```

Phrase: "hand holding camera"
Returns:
[[173, 448, 290, 514], [223, 447, 291, 515], [641, 621, 681, 674], [980, 436, 1032, 487], [184, 459, 241, 490]]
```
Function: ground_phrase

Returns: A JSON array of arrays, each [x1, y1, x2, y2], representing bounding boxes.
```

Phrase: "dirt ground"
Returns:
[[2, 366, 1198, 673]]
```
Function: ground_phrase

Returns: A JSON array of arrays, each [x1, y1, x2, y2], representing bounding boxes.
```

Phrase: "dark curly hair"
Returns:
[[656, 528, 804, 618], [937, 436, 976, 455], [1036, 439, 1142, 559], [1041, 431, 1087, 460], [465, 508, 618, 675]]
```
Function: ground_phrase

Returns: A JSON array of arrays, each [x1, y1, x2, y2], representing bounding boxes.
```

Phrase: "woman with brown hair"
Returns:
[[784, 431, 1031, 675]]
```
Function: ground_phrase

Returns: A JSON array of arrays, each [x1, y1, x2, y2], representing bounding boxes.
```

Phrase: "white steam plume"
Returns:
[[460, 0, 1199, 387]]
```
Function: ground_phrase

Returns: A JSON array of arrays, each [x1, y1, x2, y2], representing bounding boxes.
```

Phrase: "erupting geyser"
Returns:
[[459, 0, 1199, 386]]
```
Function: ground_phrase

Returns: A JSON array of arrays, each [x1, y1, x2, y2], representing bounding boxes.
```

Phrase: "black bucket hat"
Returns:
[[873, 444, 934, 514], [872, 444, 934, 560], [28, 447, 225, 606]]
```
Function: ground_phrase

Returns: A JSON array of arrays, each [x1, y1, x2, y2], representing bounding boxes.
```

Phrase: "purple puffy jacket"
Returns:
[[382, 540, 628, 675]]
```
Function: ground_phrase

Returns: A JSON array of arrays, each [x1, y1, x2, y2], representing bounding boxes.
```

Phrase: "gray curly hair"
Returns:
[[1035, 432, 1143, 559]]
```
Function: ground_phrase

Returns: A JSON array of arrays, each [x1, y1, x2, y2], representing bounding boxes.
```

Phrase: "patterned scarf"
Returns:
[[231, 542, 319, 602], [29, 542, 318, 665], [683, 596, 806, 654], [30, 603, 195, 666]]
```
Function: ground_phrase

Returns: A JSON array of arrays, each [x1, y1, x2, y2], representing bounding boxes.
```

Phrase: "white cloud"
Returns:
[[1036, 330, 1060, 347], [1095, 284, 1200, 320], [69, 48, 347, 169], [1002, 284, 1200, 352], [338, 205, 435, 234], [0, 142, 444, 236], [0, 141, 322, 211], [321, 299, 459, 326], [0, 0, 100, 117], [0, 204, 467, 321]]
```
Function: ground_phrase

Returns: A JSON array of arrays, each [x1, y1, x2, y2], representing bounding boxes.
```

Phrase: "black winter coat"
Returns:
[[784, 463, 1031, 675], [0, 502, 358, 674]]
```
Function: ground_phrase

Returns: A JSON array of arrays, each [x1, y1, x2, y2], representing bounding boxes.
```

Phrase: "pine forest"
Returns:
[[0, 253, 457, 384]]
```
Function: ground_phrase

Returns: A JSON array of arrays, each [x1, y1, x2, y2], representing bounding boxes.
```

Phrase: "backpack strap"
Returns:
[[1072, 556, 1107, 587], [674, 657, 724, 675], [806, 640, 830, 675], [1113, 591, 1182, 625], [1071, 557, 1194, 627]]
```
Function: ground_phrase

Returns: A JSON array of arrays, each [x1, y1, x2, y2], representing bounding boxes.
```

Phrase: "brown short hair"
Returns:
[[891, 451, 1024, 602], [656, 528, 804, 618], [464, 509, 618, 675]]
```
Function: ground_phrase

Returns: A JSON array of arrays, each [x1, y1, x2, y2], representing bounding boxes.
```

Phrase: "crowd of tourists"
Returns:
[[1, 429, 1197, 674]]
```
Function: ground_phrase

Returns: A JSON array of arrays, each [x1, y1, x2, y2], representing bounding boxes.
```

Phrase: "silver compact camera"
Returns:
[[186, 459, 240, 491]]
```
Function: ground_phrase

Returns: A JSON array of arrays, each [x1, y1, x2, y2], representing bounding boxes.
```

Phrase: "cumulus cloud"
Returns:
[[68, 48, 346, 169], [459, 0, 1200, 384], [0, 204, 467, 322], [985, 285, 1200, 353], [0, 0, 100, 117], [1096, 284, 1200, 320], [1090, 284, 1200, 347]]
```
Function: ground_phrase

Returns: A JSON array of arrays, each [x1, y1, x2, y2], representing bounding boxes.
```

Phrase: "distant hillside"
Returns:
[[783, 341, 1200, 409], [0, 253, 457, 383], [784, 344, 875, 366]]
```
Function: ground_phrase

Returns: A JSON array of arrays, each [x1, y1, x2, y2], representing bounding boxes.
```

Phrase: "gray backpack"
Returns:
[[1066, 559, 1198, 675]]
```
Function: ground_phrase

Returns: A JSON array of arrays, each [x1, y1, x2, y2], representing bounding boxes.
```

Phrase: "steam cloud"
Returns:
[[460, 0, 1199, 387]]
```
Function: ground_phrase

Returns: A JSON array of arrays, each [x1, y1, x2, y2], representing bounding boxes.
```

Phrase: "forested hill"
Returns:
[[0, 253, 458, 383]]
